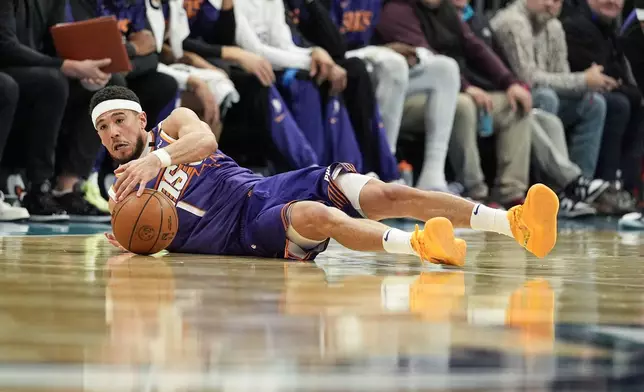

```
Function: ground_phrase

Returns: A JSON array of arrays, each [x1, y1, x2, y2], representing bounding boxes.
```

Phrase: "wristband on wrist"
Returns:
[[152, 149, 172, 167]]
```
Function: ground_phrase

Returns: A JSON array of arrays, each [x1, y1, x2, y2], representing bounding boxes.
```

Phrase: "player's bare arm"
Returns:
[[94, 86, 560, 264], [157, 107, 218, 159], [113, 107, 218, 202]]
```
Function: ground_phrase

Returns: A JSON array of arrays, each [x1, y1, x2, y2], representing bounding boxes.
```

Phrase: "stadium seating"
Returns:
[[0, 0, 643, 226]]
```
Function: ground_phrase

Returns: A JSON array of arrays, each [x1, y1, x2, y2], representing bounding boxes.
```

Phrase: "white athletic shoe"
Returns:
[[618, 212, 644, 230], [0, 191, 29, 222]]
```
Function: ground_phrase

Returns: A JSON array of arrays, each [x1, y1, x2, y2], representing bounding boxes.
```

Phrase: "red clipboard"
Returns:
[[50, 16, 132, 74]]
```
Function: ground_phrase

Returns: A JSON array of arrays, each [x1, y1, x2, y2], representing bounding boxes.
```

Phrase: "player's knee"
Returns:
[[378, 183, 407, 205], [291, 202, 340, 239]]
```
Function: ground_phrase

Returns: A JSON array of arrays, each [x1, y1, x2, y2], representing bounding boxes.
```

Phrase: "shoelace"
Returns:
[[574, 177, 592, 200], [410, 225, 424, 259], [410, 225, 442, 264], [509, 206, 530, 248]]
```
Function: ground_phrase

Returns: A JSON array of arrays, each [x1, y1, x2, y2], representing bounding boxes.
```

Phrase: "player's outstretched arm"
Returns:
[[157, 107, 219, 164], [113, 107, 218, 201]]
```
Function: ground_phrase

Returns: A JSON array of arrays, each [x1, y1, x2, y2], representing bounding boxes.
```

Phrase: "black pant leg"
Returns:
[[57, 76, 126, 179], [596, 91, 631, 182], [126, 71, 178, 129], [336, 57, 380, 174], [0, 67, 68, 185], [0, 72, 19, 165], [219, 66, 288, 170], [617, 86, 644, 193]]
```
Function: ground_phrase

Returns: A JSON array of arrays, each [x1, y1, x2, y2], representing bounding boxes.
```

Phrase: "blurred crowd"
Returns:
[[1, 0, 644, 228]]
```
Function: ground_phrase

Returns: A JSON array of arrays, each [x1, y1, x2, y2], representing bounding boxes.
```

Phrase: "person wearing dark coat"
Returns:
[[0, 0, 117, 222], [376, 0, 533, 207], [562, 0, 643, 213]]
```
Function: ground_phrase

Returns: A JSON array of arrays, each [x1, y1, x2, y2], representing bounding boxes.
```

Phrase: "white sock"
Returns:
[[470, 204, 513, 237], [382, 228, 417, 255]]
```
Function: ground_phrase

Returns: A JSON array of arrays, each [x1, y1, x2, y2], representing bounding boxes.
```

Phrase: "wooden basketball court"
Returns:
[[0, 219, 643, 391]]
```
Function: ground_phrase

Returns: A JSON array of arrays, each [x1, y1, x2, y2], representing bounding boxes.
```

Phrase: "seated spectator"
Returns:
[[67, 0, 180, 213], [620, 2, 644, 94], [618, 2, 644, 228], [376, 0, 532, 208], [561, 0, 644, 215], [159, 0, 320, 171], [289, 0, 460, 192], [234, 0, 399, 181], [490, 0, 627, 214], [451, 0, 605, 217], [0, 72, 29, 221], [0, 0, 112, 222], [283, 0, 400, 182], [69, 0, 179, 131]]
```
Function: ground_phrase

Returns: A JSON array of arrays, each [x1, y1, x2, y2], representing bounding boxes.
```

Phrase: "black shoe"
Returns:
[[615, 189, 637, 214], [565, 176, 609, 205], [22, 182, 70, 222], [54, 183, 111, 223], [591, 181, 637, 215], [557, 193, 596, 219]]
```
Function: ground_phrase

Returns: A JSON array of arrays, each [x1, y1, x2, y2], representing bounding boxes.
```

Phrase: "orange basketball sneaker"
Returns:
[[410, 217, 467, 267], [508, 184, 560, 258]]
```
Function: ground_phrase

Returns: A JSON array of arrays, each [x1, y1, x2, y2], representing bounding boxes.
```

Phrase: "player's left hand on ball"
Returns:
[[113, 155, 163, 201], [105, 232, 129, 252]]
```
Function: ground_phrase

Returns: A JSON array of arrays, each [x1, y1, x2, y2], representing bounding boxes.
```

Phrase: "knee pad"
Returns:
[[333, 169, 373, 217]]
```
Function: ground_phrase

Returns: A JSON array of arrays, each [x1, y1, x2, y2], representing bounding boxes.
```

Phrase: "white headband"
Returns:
[[92, 99, 143, 128]]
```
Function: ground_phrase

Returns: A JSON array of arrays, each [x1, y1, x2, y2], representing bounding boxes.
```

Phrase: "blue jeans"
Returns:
[[599, 89, 644, 190], [532, 87, 606, 179]]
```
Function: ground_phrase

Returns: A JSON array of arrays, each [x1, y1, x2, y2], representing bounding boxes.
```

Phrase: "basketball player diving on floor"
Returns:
[[96, 86, 559, 266]]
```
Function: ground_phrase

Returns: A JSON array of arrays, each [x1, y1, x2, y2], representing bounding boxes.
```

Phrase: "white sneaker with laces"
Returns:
[[0, 191, 30, 222]]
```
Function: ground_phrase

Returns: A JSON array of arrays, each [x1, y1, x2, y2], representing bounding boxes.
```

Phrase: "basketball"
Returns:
[[111, 189, 179, 255]]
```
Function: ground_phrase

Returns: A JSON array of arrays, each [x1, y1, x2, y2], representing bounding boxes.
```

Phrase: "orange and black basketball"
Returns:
[[111, 189, 179, 255]]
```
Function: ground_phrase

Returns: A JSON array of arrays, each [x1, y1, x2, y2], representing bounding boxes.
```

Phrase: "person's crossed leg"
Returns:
[[287, 171, 560, 266]]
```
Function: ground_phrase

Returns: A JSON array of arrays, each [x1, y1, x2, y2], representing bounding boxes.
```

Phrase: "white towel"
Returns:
[[168, 63, 240, 106]]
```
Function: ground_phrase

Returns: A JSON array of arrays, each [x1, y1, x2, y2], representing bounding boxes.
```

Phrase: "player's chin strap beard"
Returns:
[[91, 99, 143, 129]]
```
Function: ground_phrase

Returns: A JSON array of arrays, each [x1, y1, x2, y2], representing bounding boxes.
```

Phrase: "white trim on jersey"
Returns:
[[176, 201, 205, 217]]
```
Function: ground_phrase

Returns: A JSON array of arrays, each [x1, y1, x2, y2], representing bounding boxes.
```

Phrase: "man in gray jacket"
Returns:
[[490, 0, 610, 200]]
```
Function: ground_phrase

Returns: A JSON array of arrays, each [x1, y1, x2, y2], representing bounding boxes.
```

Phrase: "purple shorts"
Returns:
[[239, 162, 362, 261]]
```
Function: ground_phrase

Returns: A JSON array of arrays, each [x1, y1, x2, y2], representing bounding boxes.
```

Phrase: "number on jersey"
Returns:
[[158, 165, 190, 202]]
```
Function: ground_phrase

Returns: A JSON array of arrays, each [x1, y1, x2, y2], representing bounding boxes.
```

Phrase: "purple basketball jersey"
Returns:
[[330, 0, 382, 48], [111, 124, 361, 259], [111, 124, 262, 254]]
